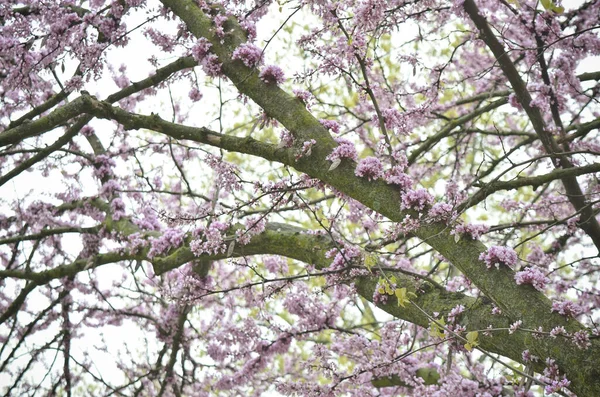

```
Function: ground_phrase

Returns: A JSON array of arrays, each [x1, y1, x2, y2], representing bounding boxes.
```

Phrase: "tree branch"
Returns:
[[462, 162, 600, 211], [463, 0, 600, 255]]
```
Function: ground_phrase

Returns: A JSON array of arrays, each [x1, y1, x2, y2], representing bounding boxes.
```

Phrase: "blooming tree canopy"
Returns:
[[1, 0, 600, 395]]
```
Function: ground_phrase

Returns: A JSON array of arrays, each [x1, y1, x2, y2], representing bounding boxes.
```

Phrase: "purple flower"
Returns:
[[522, 350, 538, 363], [100, 180, 120, 196], [453, 223, 489, 240], [232, 43, 263, 68], [259, 65, 285, 85], [401, 188, 434, 211], [296, 139, 316, 159], [190, 222, 229, 256], [320, 119, 340, 133], [293, 89, 313, 108], [384, 166, 413, 190], [93, 154, 116, 179], [380, 107, 410, 134], [479, 246, 518, 269], [545, 378, 570, 395], [148, 228, 186, 257], [428, 202, 454, 222], [509, 320, 522, 334], [447, 304, 465, 323], [326, 138, 358, 162], [279, 129, 294, 148], [508, 93, 522, 110], [514, 266, 549, 291], [191, 38, 212, 62], [201, 54, 222, 77], [355, 157, 383, 181], [550, 326, 566, 338], [188, 87, 202, 101], [572, 330, 591, 350], [551, 300, 582, 318], [110, 198, 126, 221]]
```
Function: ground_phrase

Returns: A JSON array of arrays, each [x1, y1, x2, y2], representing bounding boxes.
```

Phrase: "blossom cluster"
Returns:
[[401, 188, 434, 212], [551, 300, 582, 318], [355, 156, 383, 180], [259, 65, 285, 84], [514, 266, 549, 292], [479, 246, 518, 269], [190, 221, 229, 256], [148, 228, 186, 258], [231, 43, 263, 68], [326, 138, 358, 163], [452, 223, 489, 240]]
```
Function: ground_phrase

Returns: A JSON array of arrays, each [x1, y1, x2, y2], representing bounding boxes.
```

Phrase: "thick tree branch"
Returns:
[[0, 97, 90, 148], [0, 220, 554, 380]]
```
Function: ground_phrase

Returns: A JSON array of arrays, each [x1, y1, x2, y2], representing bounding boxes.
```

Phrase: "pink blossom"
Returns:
[[259, 65, 286, 84], [550, 326, 566, 338], [384, 166, 413, 190], [80, 125, 95, 137], [521, 350, 538, 363], [189, 88, 203, 101], [572, 330, 591, 350], [355, 156, 383, 181], [447, 304, 465, 323], [401, 188, 434, 211], [509, 320, 522, 334], [551, 300, 582, 318], [326, 138, 358, 162], [191, 38, 212, 62], [319, 119, 340, 133], [296, 139, 316, 159], [110, 198, 126, 221], [148, 228, 185, 257], [293, 89, 313, 108], [232, 43, 263, 68], [326, 245, 361, 270], [212, 14, 228, 38], [479, 246, 518, 269], [205, 155, 241, 191], [144, 28, 177, 52], [279, 129, 294, 148], [453, 223, 489, 240], [452, 0, 466, 12], [543, 359, 571, 394], [508, 93, 522, 110], [201, 54, 222, 77], [190, 222, 228, 256], [236, 216, 266, 245], [514, 266, 549, 291], [100, 180, 120, 196], [428, 202, 454, 222], [380, 108, 410, 134], [93, 154, 116, 179], [545, 378, 571, 394]]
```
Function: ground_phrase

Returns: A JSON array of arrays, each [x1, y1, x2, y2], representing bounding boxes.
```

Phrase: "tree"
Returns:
[[1, 0, 599, 395]]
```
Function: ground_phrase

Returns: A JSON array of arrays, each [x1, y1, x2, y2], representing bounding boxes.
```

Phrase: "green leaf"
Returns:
[[415, 367, 441, 385], [464, 331, 479, 351], [429, 317, 446, 338], [364, 253, 377, 272], [394, 287, 417, 307], [540, 0, 564, 13]]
